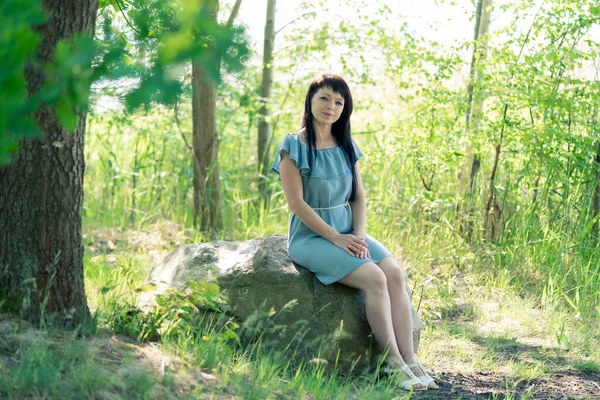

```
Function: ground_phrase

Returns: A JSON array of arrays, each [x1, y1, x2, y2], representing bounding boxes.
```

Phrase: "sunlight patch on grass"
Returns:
[[507, 359, 547, 381], [230, 353, 253, 377], [415, 277, 596, 386]]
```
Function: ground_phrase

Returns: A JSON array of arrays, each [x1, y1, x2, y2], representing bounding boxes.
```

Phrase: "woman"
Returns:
[[270, 73, 437, 391]]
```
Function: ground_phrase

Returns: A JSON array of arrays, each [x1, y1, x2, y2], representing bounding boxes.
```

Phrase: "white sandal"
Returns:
[[381, 364, 428, 391], [407, 361, 439, 389]]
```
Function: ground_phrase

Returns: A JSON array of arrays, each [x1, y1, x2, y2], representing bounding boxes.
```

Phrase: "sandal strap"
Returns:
[[382, 364, 417, 376], [407, 361, 438, 387], [381, 366, 403, 374], [407, 361, 429, 375], [382, 364, 426, 391], [400, 364, 418, 377]]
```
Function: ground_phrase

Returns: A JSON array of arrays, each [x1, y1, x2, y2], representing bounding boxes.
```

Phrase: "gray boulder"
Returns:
[[138, 235, 422, 370]]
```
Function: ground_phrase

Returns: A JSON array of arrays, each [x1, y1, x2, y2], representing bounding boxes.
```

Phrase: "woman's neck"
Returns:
[[312, 121, 333, 142]]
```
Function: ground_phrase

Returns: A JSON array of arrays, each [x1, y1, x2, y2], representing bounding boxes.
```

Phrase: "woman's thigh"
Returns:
[[337, 261, 387, 292]]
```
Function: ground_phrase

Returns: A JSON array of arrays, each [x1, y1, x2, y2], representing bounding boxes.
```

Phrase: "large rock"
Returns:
[[138, 235, 422, 370]]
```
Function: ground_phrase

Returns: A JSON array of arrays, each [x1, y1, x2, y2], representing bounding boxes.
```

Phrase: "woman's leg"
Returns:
[[337, 262, 403, 362], [338, 261, 427, 390], [375, 256, 417, 363], [376, 256, 437, 388]]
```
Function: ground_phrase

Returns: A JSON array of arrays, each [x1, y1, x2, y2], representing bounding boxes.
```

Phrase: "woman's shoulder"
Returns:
[[276, 131, 309, 154], [289, 128, 307, 145], [283, 129, 308, 147]]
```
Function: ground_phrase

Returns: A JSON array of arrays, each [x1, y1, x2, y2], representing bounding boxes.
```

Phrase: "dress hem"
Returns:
[[317, 253, 393, 286]]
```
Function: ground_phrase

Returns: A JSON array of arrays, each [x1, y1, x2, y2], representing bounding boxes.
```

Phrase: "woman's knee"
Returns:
[[389, 266, 407, 288], [338, 262, 388, 294], [365, 267, 388, 296], [380, 259, 407, 288]]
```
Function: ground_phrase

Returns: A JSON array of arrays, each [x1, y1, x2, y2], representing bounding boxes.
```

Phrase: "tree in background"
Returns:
[[257, 0, 277, 199], [457, 0, 493, 239], [593, 109, 600, 239], [192, 0, 244, 234], [92, 0, 249, 233]]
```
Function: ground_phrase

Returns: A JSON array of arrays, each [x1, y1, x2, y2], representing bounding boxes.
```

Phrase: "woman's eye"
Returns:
[[336, 102, 343, 106]]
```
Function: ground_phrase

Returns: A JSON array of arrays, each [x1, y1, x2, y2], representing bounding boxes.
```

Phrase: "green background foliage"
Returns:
[[80, 0, 600, 327], [2, 0, 600, 397]]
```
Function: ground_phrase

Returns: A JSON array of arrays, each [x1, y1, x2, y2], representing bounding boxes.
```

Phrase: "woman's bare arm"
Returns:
[[349, 162, 366, 238]]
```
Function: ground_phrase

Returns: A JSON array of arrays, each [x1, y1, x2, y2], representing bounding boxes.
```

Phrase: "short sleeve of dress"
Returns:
[[352, 139, 363, 161], [270, 134, 310, 181]]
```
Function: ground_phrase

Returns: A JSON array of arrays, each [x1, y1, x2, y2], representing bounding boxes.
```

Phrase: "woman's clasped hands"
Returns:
[[333, 233, 370, 258]]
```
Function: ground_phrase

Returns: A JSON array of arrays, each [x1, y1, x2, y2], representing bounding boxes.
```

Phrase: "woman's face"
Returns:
[[310, 86, 345, 126]]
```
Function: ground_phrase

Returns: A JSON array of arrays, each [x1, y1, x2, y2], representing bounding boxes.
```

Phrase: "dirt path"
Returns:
[[423, 369, 600, 399]]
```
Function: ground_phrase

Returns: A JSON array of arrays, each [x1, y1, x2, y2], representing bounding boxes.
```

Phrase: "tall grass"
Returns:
[[78, 97, 600, 397], [85, 92, 599, 351]]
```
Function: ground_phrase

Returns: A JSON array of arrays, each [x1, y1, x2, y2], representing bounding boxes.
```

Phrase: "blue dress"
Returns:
[[271, 133, 391, 285]]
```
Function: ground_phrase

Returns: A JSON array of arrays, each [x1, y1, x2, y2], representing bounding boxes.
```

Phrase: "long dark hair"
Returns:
[[301, 73, 358, 201]]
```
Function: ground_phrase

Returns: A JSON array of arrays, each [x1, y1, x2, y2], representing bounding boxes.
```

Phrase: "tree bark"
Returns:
[[483, 103, 507, 241], [227, 0, 243, 27], [592, 106, 600, 239], [0, 0, 98, 323], [192, 59, 221, 234], [457, 0, 493, 237], [593, 141, 600, 239], [258, 0, 277, 197], [191, 0, 220, 234], [190, 0, 244, 234]]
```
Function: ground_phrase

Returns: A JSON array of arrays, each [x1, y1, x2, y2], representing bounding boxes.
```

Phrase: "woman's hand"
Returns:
[[333, 233, 368, 257], [353, 234, 371, 259], [357, 246, 371, 259]]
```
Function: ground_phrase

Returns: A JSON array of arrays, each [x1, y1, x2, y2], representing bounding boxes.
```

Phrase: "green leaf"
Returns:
[[99, 285, 113, 294], [55, 101, 78, 132], [7, 119, 40, 138]]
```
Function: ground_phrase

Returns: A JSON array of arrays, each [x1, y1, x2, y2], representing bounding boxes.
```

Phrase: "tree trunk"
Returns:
[[192, 59, 221, 234], [592, 106, 600, 240], [457, 0, 493, 238], [190, 0, 244, 234], [0, 0, 98, 324], [593, 141, 600, 239], [483, 104, 507, 241], [258, 0, 277, 198]]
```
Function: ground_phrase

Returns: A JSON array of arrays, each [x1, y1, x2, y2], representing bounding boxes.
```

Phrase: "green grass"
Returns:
[[1, 230, 599, 398], [5, 99, 600, 397], [0, 331, 158, 399], [80, 228, 599, 395], [60, 103, 600, 397], [575, 360, 600, 374]]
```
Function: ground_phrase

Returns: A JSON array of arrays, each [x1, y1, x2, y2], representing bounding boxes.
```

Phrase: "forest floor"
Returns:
[[1, 223, 599, 399], [1, 312, 599, 399]]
